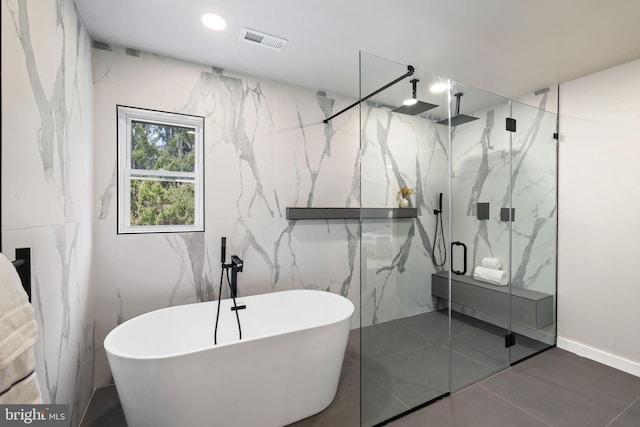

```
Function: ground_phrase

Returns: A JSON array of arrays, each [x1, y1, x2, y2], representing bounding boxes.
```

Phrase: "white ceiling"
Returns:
[[75, 0, 640, 100]]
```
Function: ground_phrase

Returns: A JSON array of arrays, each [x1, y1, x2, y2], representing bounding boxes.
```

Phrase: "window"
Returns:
[[117, 106, 204, 233]]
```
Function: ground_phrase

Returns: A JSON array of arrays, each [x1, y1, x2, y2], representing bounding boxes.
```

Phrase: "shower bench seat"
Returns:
[[431, 272, 553, 330]]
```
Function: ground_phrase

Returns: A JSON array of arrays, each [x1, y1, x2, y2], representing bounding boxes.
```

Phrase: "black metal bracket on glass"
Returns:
[[11, 248, 32, 302], [451, 241, 467, 275], [505, 332, 516, 348], [323, 65, 415, 123]]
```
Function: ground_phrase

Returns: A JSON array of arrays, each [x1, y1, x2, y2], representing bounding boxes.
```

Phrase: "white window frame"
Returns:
[[117, 106, 204, 234]]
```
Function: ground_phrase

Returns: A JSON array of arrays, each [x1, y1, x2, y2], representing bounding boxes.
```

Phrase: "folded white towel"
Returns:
[[0, 253, 41, 403], [481, 257, 503, 270], [473, 266, 509, 286], [0, 348, 42, 404], [0, 372, 42, 404], [0, 253, 38, 369]]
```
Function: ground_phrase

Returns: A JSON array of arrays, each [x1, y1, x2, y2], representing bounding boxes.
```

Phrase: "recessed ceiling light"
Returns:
[[430, 82, 448, 93], [202, 13, 226, 31]]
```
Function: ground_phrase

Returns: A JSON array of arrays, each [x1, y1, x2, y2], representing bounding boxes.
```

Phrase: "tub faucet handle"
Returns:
[[231, 255, 243, 272]]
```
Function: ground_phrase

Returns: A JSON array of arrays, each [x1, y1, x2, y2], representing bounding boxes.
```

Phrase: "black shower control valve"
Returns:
[[477, 203, 490, 220]]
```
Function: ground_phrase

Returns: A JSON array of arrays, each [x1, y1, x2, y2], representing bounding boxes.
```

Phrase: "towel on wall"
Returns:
[[0, 252, 41, 403], [473, 266, 509, 286], [481, 257, 503, 270]]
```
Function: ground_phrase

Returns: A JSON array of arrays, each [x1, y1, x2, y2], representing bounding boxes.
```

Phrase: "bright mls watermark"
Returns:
[[1, 405, 69, 426]]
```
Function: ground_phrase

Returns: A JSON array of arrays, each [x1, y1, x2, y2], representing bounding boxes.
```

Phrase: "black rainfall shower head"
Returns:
[[392, 78, 438, 116], [436, 114, 479, 126], [392, 101, 438, 115], [436, 92, 478, 126]]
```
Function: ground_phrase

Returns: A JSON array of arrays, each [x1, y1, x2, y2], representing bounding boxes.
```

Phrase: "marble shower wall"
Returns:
[[450, 97, 557, 297], [358, 90, 557, 326], [510, 100, 557, 296], [1, 0, 94, 425], [359, 103, 449, 325]]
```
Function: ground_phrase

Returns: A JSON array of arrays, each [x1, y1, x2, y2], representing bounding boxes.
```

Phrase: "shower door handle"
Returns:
[[451, 241, 467, 275]]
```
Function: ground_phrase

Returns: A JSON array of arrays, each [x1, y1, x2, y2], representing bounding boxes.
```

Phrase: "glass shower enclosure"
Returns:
[[359, 52, 557, 426]]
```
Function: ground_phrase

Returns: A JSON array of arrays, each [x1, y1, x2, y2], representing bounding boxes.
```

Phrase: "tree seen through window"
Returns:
[[129, 121, 196, 226]]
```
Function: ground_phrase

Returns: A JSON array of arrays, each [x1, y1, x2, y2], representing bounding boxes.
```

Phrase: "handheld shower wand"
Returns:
[[432, 193, 446, 267]]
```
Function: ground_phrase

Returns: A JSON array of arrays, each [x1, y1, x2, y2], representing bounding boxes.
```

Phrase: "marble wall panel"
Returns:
[[2, 0, 94, 425], [449, 96, 557, 297], [510, 97, 557, 294], [359, 103, 450, 326], [450, 103, 512, 278], [91, 47, 367, 386], [511, 218, 557, 295], [3, 225, 94, 423]]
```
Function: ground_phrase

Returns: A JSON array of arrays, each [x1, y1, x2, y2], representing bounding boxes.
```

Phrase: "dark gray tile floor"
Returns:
[[80, 385, 125, 427], [80, 312, 640, 427], [359, 310, 550, 424], [392, 349, 640, 427]]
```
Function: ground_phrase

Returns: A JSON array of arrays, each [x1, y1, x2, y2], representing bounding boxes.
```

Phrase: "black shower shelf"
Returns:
[[286, 207, 417, 220]]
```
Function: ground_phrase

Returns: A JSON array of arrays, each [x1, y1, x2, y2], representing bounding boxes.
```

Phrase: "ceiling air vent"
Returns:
[[125, 48, 140, 57], [239, 27, 287, 51], [92, 41, 112, 51]]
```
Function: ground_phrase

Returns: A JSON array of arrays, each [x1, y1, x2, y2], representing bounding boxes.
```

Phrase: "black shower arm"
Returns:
[[454, 92, 463, 116], [323, 65, 415, 124]]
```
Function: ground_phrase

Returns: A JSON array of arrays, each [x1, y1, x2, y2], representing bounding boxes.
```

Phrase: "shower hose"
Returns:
[[432, 208, 446, 267]]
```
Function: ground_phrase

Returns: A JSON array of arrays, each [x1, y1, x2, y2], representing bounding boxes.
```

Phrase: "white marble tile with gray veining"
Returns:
[[3, 1, 94, 426]]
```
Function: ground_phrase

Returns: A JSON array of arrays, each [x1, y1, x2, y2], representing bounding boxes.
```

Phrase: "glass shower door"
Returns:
[[357, 53, 558, 426], [359, 52, 450, 426], [508, 100, 558, 363], [448, 82, 513, 391]]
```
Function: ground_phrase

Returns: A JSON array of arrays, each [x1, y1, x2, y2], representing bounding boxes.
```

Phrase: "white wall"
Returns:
[[1, 0, 95, 424], [558, 59, 640, 375]]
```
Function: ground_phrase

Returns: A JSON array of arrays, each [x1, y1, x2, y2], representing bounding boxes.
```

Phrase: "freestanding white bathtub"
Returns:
[[104, 289, 354, 427]]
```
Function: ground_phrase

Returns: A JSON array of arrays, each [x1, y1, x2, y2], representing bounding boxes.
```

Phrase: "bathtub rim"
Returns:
[[104, 289, 354, 361]]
